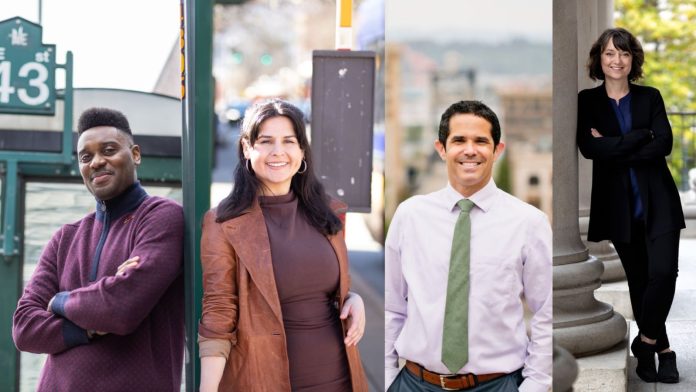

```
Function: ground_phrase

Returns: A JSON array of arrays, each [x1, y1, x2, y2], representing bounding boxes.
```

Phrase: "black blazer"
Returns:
[[577, 83, 684, 242]]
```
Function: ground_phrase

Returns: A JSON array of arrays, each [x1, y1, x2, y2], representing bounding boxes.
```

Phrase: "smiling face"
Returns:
[[601, 38, 632, 82], [77, 126, 141, 201], [243, 115, 304, 196], [435, 113, 504, 197]]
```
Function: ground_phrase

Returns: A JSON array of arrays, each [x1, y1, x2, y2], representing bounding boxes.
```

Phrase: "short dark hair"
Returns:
[[77, 107, 133, 137], [587, 27, 644, 82], [438, 100, 501, 148]]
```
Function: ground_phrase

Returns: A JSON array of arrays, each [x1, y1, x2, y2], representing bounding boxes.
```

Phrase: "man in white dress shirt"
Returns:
[[385, 101, 552, 391]]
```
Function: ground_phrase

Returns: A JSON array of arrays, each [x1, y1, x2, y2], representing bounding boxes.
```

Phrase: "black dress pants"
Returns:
[[613, 220, 680, 352]]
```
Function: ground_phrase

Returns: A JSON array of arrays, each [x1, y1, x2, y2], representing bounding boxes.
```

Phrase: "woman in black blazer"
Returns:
[[577, 28, 685, 384]]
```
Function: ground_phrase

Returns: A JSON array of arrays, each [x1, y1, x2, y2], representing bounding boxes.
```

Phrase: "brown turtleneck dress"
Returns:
[[259, 192, 351, 392]]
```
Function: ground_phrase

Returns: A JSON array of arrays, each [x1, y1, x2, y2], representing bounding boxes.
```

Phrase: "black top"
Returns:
[[577, 83, 685, 242]]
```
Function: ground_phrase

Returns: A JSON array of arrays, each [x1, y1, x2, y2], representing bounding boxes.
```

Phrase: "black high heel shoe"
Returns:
[[631, 335, 657, 382], [657, 351, 679, 383]]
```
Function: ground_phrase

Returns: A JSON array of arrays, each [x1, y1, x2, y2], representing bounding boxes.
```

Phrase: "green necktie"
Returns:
[[442, 199, 475, 374]]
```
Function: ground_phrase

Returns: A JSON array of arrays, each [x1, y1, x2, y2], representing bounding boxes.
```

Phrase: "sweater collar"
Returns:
[[95, 182, 148, 221]]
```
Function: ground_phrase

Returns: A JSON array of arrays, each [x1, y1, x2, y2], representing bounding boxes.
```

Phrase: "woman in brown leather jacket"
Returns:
[[198, 99, 369, 392]]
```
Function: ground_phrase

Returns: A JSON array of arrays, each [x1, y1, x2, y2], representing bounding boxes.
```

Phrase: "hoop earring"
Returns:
[[296, 159, 307, 174], [245, 159, 252, 172]]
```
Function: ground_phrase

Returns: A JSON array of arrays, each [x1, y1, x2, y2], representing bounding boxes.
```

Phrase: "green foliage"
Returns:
[[495, 151, 512, 194], [615, 0, 696, 112], [615, 0, 696, 188]]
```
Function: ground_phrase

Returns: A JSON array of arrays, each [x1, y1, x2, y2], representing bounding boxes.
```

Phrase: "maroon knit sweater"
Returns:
[[12, 183, 185, 392]]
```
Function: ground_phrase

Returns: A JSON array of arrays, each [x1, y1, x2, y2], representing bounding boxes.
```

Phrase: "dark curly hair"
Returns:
[[77, 107, 133, 141], [587, 28, 644, 82], [215, 99, 342, 235], [438, 100, 501, 149]]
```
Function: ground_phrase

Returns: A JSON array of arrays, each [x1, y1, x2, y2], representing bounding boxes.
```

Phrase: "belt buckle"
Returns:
[[439, 374, 459, 391]]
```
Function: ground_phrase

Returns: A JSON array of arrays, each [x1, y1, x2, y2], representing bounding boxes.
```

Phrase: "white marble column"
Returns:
[[553, 0, 626, 359]]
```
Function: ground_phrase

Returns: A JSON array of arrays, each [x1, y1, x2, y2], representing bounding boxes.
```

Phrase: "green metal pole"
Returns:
[[2, 160, 19, 258], [60, 51, 74, 164], [183, 0, 213, 390], [0, 160, 22, 392]]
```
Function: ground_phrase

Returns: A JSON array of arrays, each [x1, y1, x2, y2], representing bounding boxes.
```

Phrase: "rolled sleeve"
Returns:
[[198, 334, 232, 358], [198, 210, 239, 352]]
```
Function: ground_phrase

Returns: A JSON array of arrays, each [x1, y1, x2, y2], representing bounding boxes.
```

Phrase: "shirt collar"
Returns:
[[95, 181, 148, 221], [444, 179, 497, 213]]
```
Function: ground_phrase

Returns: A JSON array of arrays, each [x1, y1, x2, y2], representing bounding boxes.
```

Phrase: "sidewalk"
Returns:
[[626, 237, 696, 391], [345, 212, 386, 392]]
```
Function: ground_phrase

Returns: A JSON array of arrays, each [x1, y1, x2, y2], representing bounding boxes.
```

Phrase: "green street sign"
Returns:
[[0, 17, 56, 115]]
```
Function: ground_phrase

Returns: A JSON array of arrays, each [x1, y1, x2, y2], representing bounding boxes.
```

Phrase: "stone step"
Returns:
[[573, 325, 628, 392]]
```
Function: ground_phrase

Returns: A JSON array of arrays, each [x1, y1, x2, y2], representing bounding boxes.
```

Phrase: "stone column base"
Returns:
[[601, 257, 625, 282], [554, 312, 627, 356], [553, 344, 579, 392], [574, 331, 628, 392], [595, 280, 633, 320]]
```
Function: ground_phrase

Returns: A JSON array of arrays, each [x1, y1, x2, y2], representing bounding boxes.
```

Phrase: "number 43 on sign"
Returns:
[[0, 17, 57, 115]]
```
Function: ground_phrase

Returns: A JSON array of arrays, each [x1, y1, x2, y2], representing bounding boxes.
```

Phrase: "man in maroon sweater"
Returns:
[[12, 108, 185, 391]]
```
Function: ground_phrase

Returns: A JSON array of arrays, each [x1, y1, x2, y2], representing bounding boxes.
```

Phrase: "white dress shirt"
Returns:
[[385, 180, 552, 392]]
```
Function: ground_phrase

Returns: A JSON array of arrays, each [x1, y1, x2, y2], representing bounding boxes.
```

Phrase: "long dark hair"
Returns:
[[215, 99, 343, 235]]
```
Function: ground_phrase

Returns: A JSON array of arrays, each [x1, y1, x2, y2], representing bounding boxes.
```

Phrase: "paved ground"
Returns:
[[626, 237, 696, 391], [345, 212, 386, 392]]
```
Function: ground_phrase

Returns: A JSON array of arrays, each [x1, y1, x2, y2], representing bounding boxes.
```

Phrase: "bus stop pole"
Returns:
[[182, 0, 213, 390]]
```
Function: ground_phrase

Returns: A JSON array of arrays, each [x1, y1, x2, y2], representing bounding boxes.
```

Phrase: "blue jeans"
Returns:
[[387, 367, 523, 392]]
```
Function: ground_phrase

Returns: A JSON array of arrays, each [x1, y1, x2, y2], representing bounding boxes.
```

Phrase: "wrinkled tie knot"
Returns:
[[457, 199, 475, 214]]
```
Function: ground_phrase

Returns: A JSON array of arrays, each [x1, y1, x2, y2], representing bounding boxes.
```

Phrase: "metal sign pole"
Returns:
[[182, 0, 213, 389]]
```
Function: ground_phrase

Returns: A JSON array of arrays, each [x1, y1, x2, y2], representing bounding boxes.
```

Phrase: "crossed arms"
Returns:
[[577, 88, 672, 165], [12, 202, 184, 354]]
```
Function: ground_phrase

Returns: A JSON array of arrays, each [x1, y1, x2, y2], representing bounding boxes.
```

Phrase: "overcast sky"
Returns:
[[0, 0, 179, 92], [0, 0, 551, 91], [387, 0, 552, 43]]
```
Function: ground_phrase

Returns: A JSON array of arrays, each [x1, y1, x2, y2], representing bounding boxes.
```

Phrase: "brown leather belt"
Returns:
[[405, 360, 507, 391]]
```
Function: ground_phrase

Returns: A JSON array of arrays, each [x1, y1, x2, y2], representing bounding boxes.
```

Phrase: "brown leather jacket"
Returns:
[[198, 198, 368, 392]]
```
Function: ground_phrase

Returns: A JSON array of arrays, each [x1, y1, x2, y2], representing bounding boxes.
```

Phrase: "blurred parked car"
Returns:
[[222, 99, 251, 125]]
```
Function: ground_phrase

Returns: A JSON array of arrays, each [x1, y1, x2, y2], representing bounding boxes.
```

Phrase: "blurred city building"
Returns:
[[385, 39, 552, 223], [153, 39, 181, 98], [497, 84, 552, 216]]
